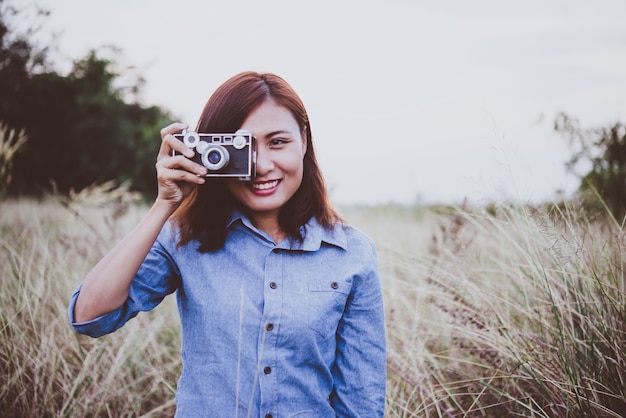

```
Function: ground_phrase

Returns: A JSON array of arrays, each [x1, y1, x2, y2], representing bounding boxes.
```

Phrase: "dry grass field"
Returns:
[[1, 184, 625, 417]]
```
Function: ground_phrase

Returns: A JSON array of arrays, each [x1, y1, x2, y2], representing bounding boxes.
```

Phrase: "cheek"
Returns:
[[286, 150, 306, 177], [289, 158, 305, 183]]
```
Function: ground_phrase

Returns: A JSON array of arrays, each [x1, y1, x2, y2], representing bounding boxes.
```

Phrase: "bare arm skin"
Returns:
[[73, 123, 208, 323]]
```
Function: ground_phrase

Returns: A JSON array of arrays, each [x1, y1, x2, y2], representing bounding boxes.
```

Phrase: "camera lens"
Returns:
[[201, 145, 229, 171], [207, 150, 221, 164]]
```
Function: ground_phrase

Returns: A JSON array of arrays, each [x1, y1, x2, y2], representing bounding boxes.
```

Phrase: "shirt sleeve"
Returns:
[[330, 238, 387, 417], [67, 234, 181, 338]]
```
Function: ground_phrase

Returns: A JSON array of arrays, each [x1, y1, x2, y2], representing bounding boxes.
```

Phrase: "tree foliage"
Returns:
[[0, 0, 174, 198], [555, 112, 626, 222]]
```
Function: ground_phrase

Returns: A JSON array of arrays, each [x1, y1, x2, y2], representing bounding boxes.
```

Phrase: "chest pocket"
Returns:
[[307, 279, 352, 337]]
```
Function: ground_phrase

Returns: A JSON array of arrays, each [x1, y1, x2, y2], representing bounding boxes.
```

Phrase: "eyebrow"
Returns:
[[264, 130, 293, 138]]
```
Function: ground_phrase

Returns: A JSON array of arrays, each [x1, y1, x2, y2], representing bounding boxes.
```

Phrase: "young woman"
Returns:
[[68, 71, 386, 417]]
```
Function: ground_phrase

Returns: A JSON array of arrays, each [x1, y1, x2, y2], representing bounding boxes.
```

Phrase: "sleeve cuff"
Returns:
[[67, 284, 126, 338]]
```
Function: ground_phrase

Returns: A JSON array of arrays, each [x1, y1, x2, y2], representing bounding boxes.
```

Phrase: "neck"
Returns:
[[251, 211, 286, 244]]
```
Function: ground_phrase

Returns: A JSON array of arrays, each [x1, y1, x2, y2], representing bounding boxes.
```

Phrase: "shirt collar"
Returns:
[[226, 210, 347, 251]]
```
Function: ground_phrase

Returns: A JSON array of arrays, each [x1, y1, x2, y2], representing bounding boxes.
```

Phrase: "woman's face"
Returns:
[[227, 99, 307, 222]]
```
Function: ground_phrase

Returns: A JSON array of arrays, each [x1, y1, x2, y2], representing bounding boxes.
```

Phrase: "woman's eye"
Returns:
[[270, 138, 287, 146]]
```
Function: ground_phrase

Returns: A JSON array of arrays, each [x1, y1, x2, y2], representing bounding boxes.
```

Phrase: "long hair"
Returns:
[[171, 71, 341, 252]]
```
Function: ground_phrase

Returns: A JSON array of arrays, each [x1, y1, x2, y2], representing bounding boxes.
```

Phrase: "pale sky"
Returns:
[[17, 0, 626, 205]]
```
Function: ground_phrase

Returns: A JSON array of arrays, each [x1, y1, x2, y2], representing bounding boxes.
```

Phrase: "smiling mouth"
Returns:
[[250, 180, 280, 190]]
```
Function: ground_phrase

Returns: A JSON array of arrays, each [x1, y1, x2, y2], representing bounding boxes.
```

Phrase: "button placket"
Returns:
[[259, 246, 282, 414]]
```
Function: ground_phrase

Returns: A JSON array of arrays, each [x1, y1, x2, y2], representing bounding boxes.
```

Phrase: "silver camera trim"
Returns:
[[183, 131, 200, 148], [201, 144, 230, 170]]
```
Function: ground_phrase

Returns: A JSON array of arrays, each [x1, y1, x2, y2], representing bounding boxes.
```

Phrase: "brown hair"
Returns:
[[171, 71, 342, 252]]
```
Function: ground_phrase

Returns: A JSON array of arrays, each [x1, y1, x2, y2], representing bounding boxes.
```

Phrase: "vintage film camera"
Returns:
[[174, 129, 256, 181]]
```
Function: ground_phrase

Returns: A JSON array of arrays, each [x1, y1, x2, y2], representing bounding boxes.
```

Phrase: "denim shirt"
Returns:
[[68, 213, 386, 417]]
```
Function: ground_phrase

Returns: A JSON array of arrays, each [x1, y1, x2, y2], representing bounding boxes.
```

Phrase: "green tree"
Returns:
[[0, 0, 174, 198], [0, 0, 49, 115], [11, 51, 173, 197], [555, 112, 626, 221]]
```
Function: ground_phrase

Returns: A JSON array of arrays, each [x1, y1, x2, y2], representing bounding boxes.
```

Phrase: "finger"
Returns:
[[158, 165, 206, 186], [163, 134, 196, 159], [160, 122, 188, 139], [157, 150, 208, 175], [159, 122, 194, 158], [162, 154, 208, 177]]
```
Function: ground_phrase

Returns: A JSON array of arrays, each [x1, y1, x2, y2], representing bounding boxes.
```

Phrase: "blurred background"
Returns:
[[2, 0, 625, 206]]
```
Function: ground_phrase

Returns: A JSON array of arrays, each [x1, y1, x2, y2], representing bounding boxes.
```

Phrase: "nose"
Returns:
[[254, 147, 274, 177]]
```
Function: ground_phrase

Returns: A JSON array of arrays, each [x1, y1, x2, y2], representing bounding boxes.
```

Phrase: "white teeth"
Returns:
[[251, 180, 279, 190]]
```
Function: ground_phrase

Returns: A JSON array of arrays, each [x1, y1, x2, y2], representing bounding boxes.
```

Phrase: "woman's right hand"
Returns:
[[74, 122, 208, 323], [155, 122, 208, 209]]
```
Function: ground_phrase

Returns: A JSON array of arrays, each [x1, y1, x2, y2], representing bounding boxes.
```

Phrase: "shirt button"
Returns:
[[265, 323, 274, 332], [331, 281, 339, 289], [269, 282, 277, 289], [265, 414, 273, 418], [264, 366, 271, 374]]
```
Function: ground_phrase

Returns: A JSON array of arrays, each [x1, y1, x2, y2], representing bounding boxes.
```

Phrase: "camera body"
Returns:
[[174, 129, 256, 181]]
